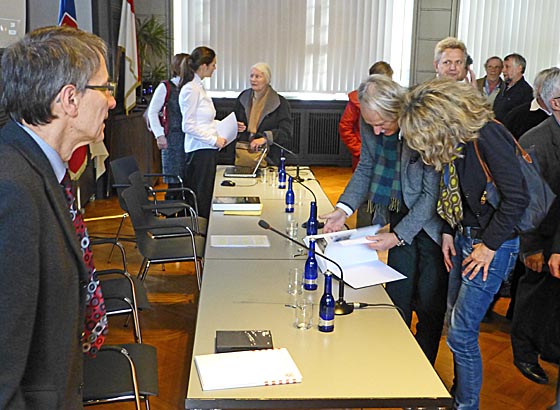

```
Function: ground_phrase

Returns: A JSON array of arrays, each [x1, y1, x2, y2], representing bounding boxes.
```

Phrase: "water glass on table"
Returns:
[[294, 296, 313, 330], [287, 267, 302, 295]]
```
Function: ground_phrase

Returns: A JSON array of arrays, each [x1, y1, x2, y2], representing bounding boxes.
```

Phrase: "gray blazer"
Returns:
[[338, 118, 443, 245], [0, 120, 88, 409]]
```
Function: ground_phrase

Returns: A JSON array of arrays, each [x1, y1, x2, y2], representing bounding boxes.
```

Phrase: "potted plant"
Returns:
[[136, 15, 171, 99]]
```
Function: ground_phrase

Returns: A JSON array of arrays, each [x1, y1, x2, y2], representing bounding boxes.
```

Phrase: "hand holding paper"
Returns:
[[216, 112, 238, 147]]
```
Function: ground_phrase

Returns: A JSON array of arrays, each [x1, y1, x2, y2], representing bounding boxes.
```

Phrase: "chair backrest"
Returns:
[[110, 156, 141, 212], [121, 171, 156, 229]]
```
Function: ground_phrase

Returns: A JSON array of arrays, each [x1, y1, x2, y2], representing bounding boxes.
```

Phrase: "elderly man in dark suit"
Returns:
[[511, 67, 560, 385], [0, 26, 116, 409]]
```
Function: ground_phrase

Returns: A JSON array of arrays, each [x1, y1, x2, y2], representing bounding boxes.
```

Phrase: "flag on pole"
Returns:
[[59, 0, 87, 180], [58, 0, 78, 27], [117, 0, 141, 115]]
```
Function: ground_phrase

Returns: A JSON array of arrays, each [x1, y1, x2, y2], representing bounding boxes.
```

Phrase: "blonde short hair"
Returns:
[[251, 62, 272, 84], [357, 74, 405, 121], [434, 37, 467, 64], [399, 78, 494, 171]]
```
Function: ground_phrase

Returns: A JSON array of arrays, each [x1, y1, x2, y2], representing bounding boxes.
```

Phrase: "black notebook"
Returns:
[[215, 330, 273, 353]]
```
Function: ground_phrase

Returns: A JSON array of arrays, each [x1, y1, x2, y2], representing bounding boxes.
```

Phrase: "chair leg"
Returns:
[[195, 258, 202, 290], [138, 258, 150, 282], [107, 213, 128, 263]]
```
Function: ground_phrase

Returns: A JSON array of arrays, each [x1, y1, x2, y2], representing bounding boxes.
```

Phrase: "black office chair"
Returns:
[[83, 343, 158, 410], [110, 155, 200, 217], [122, 173, 205, 288], [92, 239, 150, 343]]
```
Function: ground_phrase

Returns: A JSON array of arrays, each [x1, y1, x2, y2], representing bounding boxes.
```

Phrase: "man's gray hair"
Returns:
[[539, 67, 560, 113], [357, 74, 405, 121], [1, 25, 108, 125]]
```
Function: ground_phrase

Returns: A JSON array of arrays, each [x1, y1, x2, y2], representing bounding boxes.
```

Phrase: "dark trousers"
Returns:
[[184, 148, 217, 219], [385, 230, 448, 365], [511, 267, 560, 363]]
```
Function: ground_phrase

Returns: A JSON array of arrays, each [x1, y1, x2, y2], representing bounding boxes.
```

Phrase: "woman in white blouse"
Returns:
[[179, 46, 226, 218]]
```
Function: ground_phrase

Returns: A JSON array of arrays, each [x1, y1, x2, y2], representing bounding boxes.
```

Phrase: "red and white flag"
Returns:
[[118, 0, 141, 115], [59, 0, 87, 180]]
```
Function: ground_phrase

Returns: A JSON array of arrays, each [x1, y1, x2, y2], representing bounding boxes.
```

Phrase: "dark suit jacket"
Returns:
[[503, 101, 549, 140], [519, 116, 560, 256], [233, 87, 293, 165], [0, 120, 88, 409], [493, 76, 533, 122]]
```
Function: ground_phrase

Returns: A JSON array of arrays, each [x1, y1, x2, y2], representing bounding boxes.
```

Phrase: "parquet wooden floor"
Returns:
[[84, 166, 557, 410]]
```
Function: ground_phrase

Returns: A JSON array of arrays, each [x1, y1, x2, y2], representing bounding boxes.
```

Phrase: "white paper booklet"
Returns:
[[194, 348, 303, 391], [216, 112, 238, 146], [210, 235, 270, 248], [304, 225, 406, 288]]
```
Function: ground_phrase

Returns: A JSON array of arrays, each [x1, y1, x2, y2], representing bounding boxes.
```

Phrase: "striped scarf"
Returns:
[[368, 132, 402, 215]]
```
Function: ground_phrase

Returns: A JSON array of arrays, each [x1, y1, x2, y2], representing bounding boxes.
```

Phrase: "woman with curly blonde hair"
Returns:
[[400, 78, 529, 410]]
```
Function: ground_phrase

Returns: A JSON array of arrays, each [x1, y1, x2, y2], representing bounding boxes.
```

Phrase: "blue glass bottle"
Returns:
[[285, 176, 294, 213], [306, 201, 318, 236], [303, 239, 318, 291], [278, 153, 286, 189], [318, 273, 335, 332]]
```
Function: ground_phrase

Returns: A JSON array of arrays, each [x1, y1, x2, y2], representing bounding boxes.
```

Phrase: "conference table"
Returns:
[[185, 165, 452, 409]]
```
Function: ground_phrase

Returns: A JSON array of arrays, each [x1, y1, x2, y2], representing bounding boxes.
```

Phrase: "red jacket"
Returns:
[[339, 90, 361, 171]]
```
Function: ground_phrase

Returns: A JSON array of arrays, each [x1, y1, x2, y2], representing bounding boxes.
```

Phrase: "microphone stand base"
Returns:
[[335, 300, 354, 316]]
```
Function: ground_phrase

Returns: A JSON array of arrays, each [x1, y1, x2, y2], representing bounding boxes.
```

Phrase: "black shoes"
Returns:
[[514, 360, 549, 384]]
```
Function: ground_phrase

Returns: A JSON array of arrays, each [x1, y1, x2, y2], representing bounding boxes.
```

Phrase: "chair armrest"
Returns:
[[147, 225, 194, 239], [144, 173, 184, 185]]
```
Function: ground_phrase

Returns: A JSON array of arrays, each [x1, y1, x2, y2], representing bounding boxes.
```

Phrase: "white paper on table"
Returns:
[[216, 112, 238, 146], [210, 235, 270, 248], [304, 225, 405, 288]]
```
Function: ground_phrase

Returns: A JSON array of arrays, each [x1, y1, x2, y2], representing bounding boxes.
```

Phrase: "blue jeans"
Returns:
[[447, 229, 519, 410]]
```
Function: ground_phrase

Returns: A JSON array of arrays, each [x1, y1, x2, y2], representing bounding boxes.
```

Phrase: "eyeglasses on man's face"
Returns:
[[85, 82, 117, 97]]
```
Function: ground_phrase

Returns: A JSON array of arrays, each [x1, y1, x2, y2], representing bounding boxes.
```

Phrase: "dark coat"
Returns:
[[493, 76, 533, 122], [0, 120, 88, 409], [442, 121, 529, 250], [233, 87, 293, 165], [519, 116, 560, 255], [503, 101, 549, 140]]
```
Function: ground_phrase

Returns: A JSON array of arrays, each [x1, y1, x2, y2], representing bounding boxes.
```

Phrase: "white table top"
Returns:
[[185, 165, 452, 409], [186, 260, 452, 409]]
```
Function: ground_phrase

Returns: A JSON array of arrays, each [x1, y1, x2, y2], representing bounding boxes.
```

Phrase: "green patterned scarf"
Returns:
[[368, 132, 402, 214], [437, 147, 463, 228]]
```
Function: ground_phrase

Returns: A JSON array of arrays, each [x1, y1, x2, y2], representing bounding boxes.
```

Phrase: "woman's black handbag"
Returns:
[[474, 136, 556, 233]]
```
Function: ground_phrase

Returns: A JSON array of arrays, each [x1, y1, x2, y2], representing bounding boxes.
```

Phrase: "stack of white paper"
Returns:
[[195, 348, 302, 391]]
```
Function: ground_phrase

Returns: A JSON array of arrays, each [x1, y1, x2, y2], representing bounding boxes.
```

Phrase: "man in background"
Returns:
[[477, 56, 504, 104], [493, 53, 533, 122], [511, 67, 560, 386], [0, 26, 115, 409], [434, 37, 468, 81], [504, 67, 553, 139]]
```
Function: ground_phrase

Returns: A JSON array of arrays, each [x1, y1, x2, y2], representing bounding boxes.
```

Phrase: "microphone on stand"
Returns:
[[258, 219, 362, 315], [272, 141, 304, 182], [289, 179, 325, 230]]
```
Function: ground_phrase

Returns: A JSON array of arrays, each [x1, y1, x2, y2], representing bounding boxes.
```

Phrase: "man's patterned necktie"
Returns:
[[61, 171, 108, 356]]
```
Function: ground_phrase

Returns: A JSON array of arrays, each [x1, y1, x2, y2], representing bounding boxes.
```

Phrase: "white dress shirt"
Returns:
[[179, 74, 218, 153], [147, 76, 180, 139]]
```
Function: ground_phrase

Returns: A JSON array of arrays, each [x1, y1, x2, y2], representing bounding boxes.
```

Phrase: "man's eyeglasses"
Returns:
[[85, 82, 116, 97]]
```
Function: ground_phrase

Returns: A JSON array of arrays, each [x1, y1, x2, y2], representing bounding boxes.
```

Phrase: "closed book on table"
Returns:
[[194, 348, 302, 391], [212, 196, 262, 211], [215, 330, 273, 353]]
